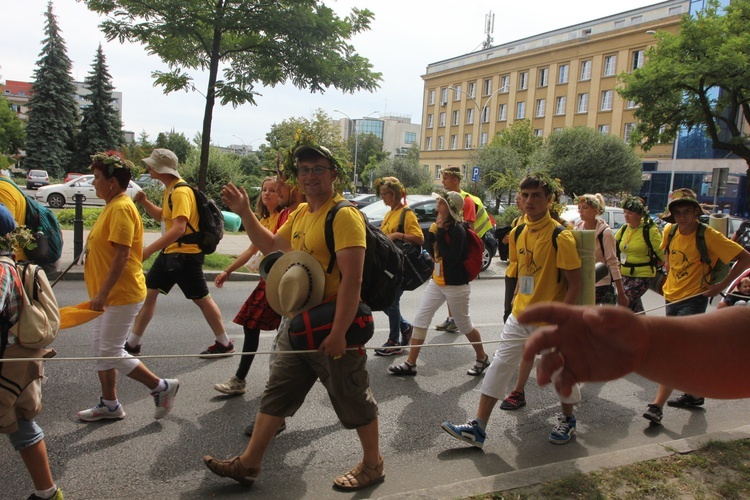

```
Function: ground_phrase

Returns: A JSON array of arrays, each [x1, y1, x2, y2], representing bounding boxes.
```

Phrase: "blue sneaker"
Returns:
[[549, 414, 576, 444], [441, 420, 486, 449]]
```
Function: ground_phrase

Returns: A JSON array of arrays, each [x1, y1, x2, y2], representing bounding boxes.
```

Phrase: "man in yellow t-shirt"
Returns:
[[206, 144, 382, 491], [124, 149, 229, 357], [442, 173, 583, 449]]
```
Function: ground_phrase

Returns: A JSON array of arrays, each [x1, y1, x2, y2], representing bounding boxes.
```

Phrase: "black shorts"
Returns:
[[146, 251, 209, 300]]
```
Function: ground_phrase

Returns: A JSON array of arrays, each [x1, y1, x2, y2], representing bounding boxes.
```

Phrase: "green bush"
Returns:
[[56, 207, 103, 228]]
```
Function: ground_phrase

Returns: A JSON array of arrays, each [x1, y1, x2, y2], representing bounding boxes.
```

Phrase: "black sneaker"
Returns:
[[643, 403, 663, 424], [124, 341, 141, 356], [199, 340, 235, 359], [666, 393, 704, 408]]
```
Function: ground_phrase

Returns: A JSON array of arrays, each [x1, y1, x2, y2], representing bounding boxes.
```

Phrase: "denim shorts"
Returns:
[[7, 418, 44, 451], [665, 295, 708, 317]]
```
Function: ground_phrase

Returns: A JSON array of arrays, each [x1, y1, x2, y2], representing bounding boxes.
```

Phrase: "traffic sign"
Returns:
[[472, 166, 481, 182]]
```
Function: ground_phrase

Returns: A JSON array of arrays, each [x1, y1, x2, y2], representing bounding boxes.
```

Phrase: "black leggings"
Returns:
[[236, 327, 260, 380]]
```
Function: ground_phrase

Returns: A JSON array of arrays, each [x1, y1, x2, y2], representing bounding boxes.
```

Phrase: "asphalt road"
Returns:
[[2, 278, 747, 499]]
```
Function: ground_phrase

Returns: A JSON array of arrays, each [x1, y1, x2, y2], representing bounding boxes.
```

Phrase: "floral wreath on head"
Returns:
[[573, 194, 605, 215], [91, 151, 135, 176], [0, 226, 36, 255], [279, 129, 352, 194], [526, 172, 566, 218], [374, 177, 406, 200], [621, 195, 647, 215]]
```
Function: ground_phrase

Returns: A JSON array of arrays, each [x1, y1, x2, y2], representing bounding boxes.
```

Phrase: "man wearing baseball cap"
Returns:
[[124, 149, 231, 358]]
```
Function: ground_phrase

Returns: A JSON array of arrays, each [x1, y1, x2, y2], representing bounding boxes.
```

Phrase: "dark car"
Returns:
[[349, 193, 379, 209], [135, 173, 164, 189]]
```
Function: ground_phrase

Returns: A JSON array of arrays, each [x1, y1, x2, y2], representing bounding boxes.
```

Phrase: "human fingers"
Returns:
[[534, 348, 564, 386], [522, 325, 560, 362], [518, 302, 579, 328], [552, 368, 577, 398]]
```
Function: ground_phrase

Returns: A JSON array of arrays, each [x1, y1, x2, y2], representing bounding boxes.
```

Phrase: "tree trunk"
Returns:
[[198, 6, 225, 191]]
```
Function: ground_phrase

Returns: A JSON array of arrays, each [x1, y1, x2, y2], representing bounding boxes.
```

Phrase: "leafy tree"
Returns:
[[137, 130, 153, 148], [0, 96, 25, 156], [617, 0, 750, 167], [372, 143, 430, 191], [180, 146, 249, 210], [349, 132, 388, 190], [74, 44, 123, 168], [83, 0, 382, 190], [155, 129, 194, 163], [536, 127, 643, 196], [25, 1, 79, 177]]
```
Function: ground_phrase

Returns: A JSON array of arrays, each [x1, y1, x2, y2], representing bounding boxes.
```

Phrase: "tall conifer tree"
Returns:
[[25, 1, 79, 177]]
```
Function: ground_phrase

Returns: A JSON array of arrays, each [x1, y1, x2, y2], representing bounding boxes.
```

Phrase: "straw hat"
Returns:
[[264, 251, 325, 318]]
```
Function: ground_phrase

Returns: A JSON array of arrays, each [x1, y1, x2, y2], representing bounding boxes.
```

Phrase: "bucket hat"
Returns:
[[661, 188, 707, 223], [142, 149, 180, 177], [432, 191, 464, 223]]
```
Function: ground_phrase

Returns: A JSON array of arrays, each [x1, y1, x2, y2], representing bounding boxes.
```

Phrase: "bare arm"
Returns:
[[562, 267, 582, 305], [214, 244, 258, 287], [520, 303, 750, 399], [90, 243, 130, 311], [221, 183, 290, 254]]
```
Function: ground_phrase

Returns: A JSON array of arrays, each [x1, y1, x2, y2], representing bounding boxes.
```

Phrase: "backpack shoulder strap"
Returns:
[[396, 206, 413, 234], [324, 200, 356, 274], [614, 225, 626, 259], [167, 181, 191, 210], [511, 223, 526, 246], [665, 223, 678, 253], [695, 222, 711, 265], [597, 230, 605, 256], [551, 225, 566, 252], [642, 222, 657, 268]]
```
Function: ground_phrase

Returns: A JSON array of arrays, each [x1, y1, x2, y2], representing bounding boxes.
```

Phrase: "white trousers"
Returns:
[[91, 301, 143, 373]]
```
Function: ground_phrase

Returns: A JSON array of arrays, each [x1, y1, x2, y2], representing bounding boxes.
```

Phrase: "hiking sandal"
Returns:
[[333, 457, 385, 490], [467, 355, 490, 376], [387, 360, 417, 376]]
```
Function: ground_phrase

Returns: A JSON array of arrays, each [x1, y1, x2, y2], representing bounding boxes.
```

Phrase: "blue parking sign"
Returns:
[[472, 166, 481, 182]]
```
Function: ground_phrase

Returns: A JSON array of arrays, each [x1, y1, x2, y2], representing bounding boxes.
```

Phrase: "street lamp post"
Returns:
[[334, 109, 378, 191], [447, 85, 506, 149]]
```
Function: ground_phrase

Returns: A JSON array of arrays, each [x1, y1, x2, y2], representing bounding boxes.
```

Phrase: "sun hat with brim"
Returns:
[[660, 188, 707, 223], [265, 251, 325, 318], [142, 148, 180, 177], [432, 191, 464, 223]]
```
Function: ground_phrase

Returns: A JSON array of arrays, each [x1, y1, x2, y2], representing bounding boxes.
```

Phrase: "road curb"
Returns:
[[378, 425, 750, 499]]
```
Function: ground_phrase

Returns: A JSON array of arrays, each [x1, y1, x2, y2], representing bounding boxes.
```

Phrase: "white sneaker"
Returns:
[[78, 398, 126, 422], [214, 375, 246, 395], [152, 379, 180, 419]]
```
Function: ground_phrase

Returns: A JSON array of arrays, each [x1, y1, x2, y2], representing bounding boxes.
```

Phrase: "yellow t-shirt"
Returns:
[[427, 222, 447, 286], [0, 181, 28, 261], [381, 206, 422, 238], [661, 223, 744, 302], [617, 223, 665, 278], [162, 179, 201, 254], [510, 214, 581, 317], [261, 212, 280, 233], [277, 194, 366, 300], [84, 195, 146, 306]]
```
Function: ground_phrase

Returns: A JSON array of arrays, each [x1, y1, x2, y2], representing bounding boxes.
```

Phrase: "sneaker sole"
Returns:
[[666, 401, 704, 408], [374, 350, 405, 356], [642, 412, 662, 425], [78, 412, 126, 422], [214, 386, 247, 395], [500, 401, 527, 411], [549, 428, 575, 445], [440, 423, 484, 449], [199, 350, 235, 360]]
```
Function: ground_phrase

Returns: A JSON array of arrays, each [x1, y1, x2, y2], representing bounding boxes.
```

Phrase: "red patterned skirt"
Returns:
[[233, 279, 281, 331]]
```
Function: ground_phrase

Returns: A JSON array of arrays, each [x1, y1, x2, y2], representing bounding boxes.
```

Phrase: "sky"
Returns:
[[2, 0, 658, 150]]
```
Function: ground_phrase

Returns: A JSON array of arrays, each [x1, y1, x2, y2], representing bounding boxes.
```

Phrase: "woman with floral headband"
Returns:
[[574, 193, 628, 307], [77, 151, 179, 423], [372, 177, 424, 356], [615, 196, 664, 312]]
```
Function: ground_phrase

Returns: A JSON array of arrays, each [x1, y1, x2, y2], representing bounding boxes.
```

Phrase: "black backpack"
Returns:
[[168, 182, 224, 254], [324, 200, 404, 311], [0, 178, 63, 266]]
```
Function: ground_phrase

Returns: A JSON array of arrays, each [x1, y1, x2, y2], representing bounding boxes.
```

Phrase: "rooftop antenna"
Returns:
[[482, 11, 495, 50]]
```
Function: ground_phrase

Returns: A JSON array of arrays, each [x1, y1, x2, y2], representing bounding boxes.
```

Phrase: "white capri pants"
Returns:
[[480, 314, 581, 404], [412, 279, 474, 339], [91, 301, 143, 373]]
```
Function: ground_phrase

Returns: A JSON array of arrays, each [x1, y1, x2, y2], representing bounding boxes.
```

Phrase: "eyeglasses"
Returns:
[[297, 166, 332, 176]]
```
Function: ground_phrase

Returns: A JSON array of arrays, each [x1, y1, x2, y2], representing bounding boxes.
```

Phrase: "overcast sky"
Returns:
[[3, 0, 657, 150]]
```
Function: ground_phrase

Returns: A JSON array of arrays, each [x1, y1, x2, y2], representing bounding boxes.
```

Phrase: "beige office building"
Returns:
[[420, 0, 694, 181]]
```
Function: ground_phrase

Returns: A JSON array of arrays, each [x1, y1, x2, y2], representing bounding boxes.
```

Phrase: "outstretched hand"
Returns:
[[221, 183, 251, 217], [519, 303, 649, 397]]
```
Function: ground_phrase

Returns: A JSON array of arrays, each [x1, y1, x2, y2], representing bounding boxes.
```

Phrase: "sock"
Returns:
[[102, 398, 119, 411], [216, 333, 230, 346], [127, 332, 142, 346], [473, 418, 487, 431], [153, 379, 167, 392], [35, 486, 58, 499]]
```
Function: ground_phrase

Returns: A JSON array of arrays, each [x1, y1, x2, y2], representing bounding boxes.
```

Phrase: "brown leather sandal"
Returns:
[[203, 455, 260, 485], [333, 456, 385, 490]]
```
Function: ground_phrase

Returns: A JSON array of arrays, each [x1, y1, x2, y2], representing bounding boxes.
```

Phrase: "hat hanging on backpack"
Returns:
[[265, 251, 325, 318]]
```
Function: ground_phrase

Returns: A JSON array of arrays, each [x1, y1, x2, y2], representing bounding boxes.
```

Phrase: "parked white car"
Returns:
[[35, 175, 142, 208]]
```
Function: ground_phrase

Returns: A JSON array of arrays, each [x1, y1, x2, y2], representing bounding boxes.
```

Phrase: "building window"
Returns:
[[468, 82, 476, 98], [518, 71, 528, 90], [534, 129, 544, 137], [580, 60, 592, 81], [614, 19, 626, 29], [481, 106, 490, 123], [500, 75, 510, 92], [626, 99, 639, 109], [535, 98, 546, 118], [603, 55, 617, 76], [452, 110, 459, 126], [624, 122, 637, 142], [558, 64, 569, 84], [669, 5, 683, 15], [450, 135, 458, 150], [480, 132, 488, 147], [441, 87, 448, 103], [453, 85, 462, 101], [498, 103, 508, 121], [438, 136, 444, 150], [464, 133, 472, 149], [538, 68, 549, 87], [600, 90, 613, 111], [577, 93, 589, 113], [598, 124, 610, 134], [429, 90, 435, 105], [555, 96, 566, 115], [435, 165, 441, 179], [439, 112, 446, 127], [631, 15, 643, 24], [483, 78, 492, 96], [631, 50, 645, 70], [427, 114, 434, 128], [405, 132, 416, 144], [426, 136, 432, 150], [516, 101, 526, 119], [553, 127, 564, 133], [466, 108, 474, 124]]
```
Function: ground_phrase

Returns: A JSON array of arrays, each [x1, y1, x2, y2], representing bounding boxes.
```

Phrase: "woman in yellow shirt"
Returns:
[[77, 151, 179, 423]]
